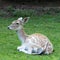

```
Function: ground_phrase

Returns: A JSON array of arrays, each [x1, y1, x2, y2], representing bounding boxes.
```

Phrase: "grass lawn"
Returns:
[[0, 14, 60, 60]]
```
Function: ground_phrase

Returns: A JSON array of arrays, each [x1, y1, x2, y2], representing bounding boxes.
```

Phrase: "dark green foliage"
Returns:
[[0, 6, 60, 17], [12, 9, 37, 17]]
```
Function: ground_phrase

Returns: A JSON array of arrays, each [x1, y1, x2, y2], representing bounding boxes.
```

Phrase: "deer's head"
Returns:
[[8, 17, 30, 30]]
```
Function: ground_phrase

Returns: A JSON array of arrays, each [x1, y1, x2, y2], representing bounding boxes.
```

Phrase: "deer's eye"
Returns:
[[16, 23, 19, 25]]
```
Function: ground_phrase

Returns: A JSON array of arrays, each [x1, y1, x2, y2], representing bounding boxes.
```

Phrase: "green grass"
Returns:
[[0, 14, 60, 60]]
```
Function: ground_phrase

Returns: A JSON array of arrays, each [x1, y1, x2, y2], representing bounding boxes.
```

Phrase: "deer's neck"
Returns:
[[17, 28, 27, 44]]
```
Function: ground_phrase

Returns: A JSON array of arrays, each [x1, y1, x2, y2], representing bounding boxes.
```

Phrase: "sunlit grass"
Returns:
[[0, 14, 60, 60]]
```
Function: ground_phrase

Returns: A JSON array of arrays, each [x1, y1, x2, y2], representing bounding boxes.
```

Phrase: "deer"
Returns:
[[8, 17, 54, 55]]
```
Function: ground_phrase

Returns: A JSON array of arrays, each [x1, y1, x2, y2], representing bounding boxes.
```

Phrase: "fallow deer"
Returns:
[[8, 17, 53, 54]]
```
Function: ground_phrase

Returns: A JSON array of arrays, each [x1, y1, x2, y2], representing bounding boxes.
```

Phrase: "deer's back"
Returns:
[[26, 33, 51, 48]]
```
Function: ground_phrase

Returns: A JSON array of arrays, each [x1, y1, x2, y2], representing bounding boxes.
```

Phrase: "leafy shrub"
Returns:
[[6, 5, 15, 12], [12, 9, 37, 17], [0, 10, 8, 17], [1, 6, 60, 17]]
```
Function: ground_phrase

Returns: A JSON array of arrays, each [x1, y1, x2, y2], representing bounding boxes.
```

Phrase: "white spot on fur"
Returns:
[[18, 17, 23, 21]]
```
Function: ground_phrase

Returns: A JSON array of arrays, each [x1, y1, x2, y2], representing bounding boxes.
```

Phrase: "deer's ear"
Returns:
[[23, 17, 30, 23]]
